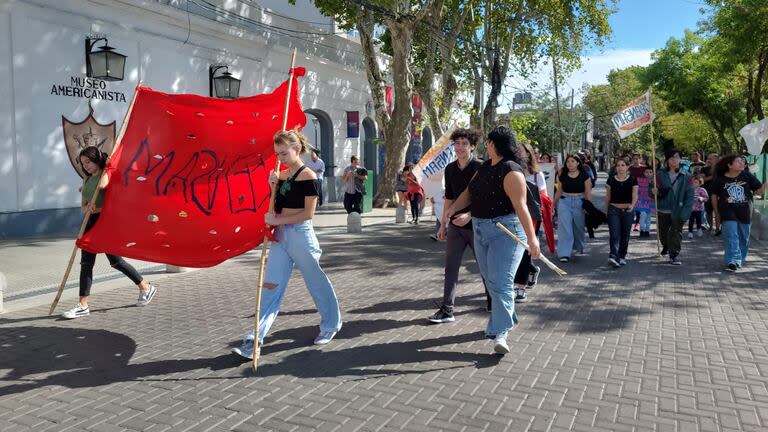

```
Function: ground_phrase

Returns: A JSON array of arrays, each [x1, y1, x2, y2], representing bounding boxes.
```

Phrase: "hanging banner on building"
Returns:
[[612, 91, 655, 139], [739, 117, 768, 156], [412, 129, 455, 199], [77, 69, 307, 268], [346, 111, 360, 138], [62, 102, 116, 179]]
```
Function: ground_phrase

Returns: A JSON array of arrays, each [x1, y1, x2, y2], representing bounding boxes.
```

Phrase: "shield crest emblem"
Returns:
[[62, 102, 116, 178]]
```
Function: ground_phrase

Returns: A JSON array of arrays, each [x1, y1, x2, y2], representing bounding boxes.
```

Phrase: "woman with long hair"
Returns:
[[553, 154, 592, 262], [710, 154, 767, 271], [404, 164, 424, 224], [62, 146, 156, 319], [233, 130, 342, 359], [443, 126, 540, 355], [655, 149, 694, 265], [605, 158, 638, 267]]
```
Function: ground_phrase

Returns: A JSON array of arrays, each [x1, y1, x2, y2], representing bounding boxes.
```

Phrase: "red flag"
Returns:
[[77, 69, 307, 267]]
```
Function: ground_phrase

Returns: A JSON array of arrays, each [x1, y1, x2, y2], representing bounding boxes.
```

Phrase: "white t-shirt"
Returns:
[[527, 172, 547, 194]]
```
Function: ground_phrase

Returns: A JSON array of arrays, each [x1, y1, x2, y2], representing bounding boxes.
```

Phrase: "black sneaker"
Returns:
[[514, 288, 527, 303], [715, 229, 722, 236], [558, 257, 569, 263], [660, 247, 668, 256], [725, 263, 738, 272], [527, 266, 541, 288], [428, 306, 455, 323], [670, 255, 682, 265]]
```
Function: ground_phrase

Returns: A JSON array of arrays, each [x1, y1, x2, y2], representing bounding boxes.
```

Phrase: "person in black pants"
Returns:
[[605, 158, 638, 268], [429, 128, 491, 323], [342, 156, 367, 214], [62, 146, 157, 320]]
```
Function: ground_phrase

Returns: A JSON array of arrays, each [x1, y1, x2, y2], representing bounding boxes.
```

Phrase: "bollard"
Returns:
[[395, 207, 406, 223], [347, 212, 363, 233], [166, 265, 189, 273]]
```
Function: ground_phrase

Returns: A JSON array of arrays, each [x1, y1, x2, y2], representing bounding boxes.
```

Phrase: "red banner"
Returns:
[[77, 69, 307, 267]]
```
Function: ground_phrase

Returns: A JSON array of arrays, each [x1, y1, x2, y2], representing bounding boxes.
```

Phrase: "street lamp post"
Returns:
[[85, 35, 126, 81]]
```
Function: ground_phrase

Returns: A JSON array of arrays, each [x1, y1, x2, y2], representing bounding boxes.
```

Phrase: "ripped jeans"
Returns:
[[245, 221, 342, 343]]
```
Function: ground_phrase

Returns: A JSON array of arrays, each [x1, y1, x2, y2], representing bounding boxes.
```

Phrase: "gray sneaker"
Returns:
[[136, 284, 157, 307], [314, 331, 337, 345]]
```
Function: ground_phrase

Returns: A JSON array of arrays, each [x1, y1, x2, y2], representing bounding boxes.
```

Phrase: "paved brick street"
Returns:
[[1, 219, 768, 431]]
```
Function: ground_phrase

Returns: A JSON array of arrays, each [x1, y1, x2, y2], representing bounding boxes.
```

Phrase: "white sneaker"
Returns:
[[136, 284, 157, 307], [314, 331, 337, 345], [62, 303, 90, 319], [687, 232, 694, 239], [493, 332, 510, 355]]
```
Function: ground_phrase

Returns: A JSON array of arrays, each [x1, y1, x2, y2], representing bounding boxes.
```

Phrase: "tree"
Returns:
[[463, 0, 614, 132]]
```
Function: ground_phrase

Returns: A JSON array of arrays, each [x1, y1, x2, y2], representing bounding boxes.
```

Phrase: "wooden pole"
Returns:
[[49, 81, 143, 315], [253, 48, 298, 372], [649, 87, 661, 256]]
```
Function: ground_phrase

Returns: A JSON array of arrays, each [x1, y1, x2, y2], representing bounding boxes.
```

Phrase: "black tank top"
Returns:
[[275, 166, 319, 213], [468, 159, 524, 219]]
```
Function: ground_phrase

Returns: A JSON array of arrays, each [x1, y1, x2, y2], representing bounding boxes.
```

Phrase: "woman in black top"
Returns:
[[444, 126, 540, 355], [553, 155, 593, 261], [711, 154, 768, 271], [233, 130, 342, 360], [605, 158, 638, 267]]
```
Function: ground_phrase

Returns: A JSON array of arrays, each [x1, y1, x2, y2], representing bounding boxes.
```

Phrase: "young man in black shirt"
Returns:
[[429, 128, 490, 323]]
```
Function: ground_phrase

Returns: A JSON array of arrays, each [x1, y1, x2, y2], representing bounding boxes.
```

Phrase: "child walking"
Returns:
[[635, 167, 655, 238], [688, 175, 708, 239]]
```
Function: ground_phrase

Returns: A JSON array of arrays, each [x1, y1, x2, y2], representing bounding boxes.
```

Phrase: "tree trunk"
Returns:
[[373, 18, 416, 208], [754, 48, 767, 120], [482, 55, 502, 131]]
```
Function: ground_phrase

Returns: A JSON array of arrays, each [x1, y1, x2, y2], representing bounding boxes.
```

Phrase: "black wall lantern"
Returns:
[[209, 64, 241, 99], [85, 36, 126, 81]]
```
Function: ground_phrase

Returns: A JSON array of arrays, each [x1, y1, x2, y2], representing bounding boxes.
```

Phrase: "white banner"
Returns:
[[612, 91, 655, 139], [413, 130, 456, 199], [739, 118, 768, 156], [539, 162, 556, 198]]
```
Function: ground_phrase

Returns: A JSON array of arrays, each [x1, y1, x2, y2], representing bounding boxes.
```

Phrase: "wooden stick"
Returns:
[[649, 87, 661, 257], [495, 222, 567, 277], [49, 81, 143, 315], [253, 48, 298, 372]]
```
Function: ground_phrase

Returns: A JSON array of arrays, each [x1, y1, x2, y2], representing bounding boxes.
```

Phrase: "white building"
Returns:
[[0, 0, 383, 238]]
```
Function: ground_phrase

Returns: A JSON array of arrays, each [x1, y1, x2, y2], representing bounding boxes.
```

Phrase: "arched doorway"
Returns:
[[304, 109, 336, 202], [361, 117, 379, 195]]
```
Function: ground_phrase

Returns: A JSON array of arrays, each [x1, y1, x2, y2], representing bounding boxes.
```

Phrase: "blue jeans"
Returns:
[[473, 214, 526, 338], [245, 221, 341, 343], [638, 211, 651, 232], [317, 178, 324, 206], [556, 196, 585, 258], [607, 206, 633, 259], [721, 220, 751, 266]]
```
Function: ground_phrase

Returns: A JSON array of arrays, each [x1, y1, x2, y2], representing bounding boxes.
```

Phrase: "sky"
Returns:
[[502, 0, 709, 110]]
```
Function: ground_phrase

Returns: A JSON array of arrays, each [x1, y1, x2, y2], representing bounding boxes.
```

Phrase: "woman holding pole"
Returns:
[[61, 146, 156, 319], [233, 130, 342, 360], [443, 125, 540, 355]]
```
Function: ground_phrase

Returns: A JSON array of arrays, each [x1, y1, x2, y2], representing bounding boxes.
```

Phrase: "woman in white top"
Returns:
[[513, 142, 547, 303]]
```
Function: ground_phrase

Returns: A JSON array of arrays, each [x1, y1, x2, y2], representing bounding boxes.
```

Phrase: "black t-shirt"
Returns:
[[445, 158, 482, 229], [701, 166, 716, 192], [606, 175, 638, 204], [468, 159, 524, 219], [710, 171, 763, 224], [559, 170, 590, 193]]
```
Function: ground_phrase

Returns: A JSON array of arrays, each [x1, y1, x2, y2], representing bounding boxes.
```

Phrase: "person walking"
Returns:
[[687, 175, 708, 239], [62, 146, 157, 319], [442, 125, 540, 355], [655, 149, 694, 265], [342, 156, 367, 214], [395, 167, 409, 209], [306, 150, 325, 206], [635, 166, 656, 238], [605, 158, 638, 267], [710, 154, 768, 272], [512, 142, 546, 303], [553, 154, 593, 262], [404, 165, 424, 224], [701, 153, 720, 233], [233, 130, 342, 359], [431, 128, 491, 322]]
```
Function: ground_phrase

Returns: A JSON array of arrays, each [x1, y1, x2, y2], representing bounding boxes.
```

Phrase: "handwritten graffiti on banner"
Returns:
[[413, 136, 456, 199], [76, 70, 307, 268], [611, 91, 655, 139]]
